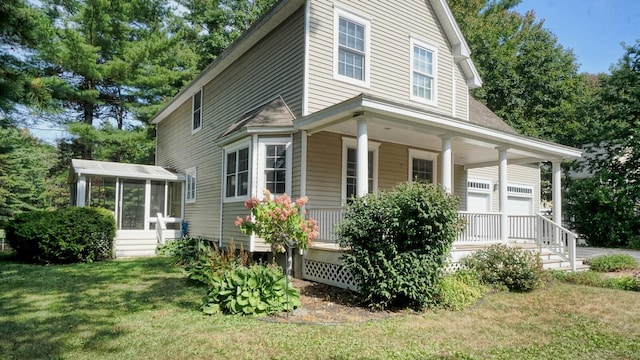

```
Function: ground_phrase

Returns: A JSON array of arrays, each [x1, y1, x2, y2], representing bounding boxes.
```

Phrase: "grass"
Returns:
[[2, 254, 640, 359]]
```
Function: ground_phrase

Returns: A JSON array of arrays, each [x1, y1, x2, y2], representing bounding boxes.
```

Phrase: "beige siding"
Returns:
[[156, 8, 305, 241], [306, 132, 342, 207], [454, 64, 469, 120], [453, 164, 467, 210], [307, 0, 463, 117], [467, 163, 541, 213], [291, 131, 303, 199], [222, 202, 251, 249]]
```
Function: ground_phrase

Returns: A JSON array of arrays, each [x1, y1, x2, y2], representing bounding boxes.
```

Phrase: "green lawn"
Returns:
[[1, 255, 639, 360]]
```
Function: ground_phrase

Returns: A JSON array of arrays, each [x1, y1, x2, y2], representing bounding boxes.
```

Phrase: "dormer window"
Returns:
[[410, 38, 437, 105], [192, 89, 202, 133], [334, 7, 370, 87]]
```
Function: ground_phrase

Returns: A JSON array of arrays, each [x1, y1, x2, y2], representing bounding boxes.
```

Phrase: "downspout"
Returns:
[[218, 149, 224, 248]]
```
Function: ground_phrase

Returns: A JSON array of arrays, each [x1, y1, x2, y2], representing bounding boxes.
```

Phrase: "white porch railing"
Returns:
[[307, 207, 344, 243], [457, 212, 501, 244], [305, 208, 577, 270]]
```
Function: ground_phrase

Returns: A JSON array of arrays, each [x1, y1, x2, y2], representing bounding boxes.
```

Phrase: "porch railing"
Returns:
[[156, 212, 167, 244], [305, 208, 577, 270], [307, 207, 344, 243], [457, 212, 501, 244]]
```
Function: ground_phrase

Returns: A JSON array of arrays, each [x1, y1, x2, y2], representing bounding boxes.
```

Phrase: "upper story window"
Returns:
[[192, 89, 202, 133], [258, 137, 292, 197], [409, 149, 438, 183], [334, 7, 370, 87], [224, 141, 250, 201], [185, 167, 197, 203], [410, 38, 437, 105], [342, 137, 379, 201]]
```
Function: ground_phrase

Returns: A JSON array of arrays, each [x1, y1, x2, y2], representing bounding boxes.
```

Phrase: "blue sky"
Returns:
[[515, 0, 640, 74]]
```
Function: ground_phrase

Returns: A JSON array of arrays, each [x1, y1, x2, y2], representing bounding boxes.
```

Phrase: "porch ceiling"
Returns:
[[296, 94, 582, 166]]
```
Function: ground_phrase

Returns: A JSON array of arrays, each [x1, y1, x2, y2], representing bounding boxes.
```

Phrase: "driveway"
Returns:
[[576, 247, 640, 263]]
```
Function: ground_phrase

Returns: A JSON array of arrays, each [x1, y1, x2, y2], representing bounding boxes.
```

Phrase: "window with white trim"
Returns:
[[342, 137, 379, 201], [192, 89, 202, 133], [258, 138, 292, 197], [334, 7, 370, 86], [224, 142, 250, 200], [185, 167, 197, 203], [410, 38, 437, 104], [408, 149, 438, 183]]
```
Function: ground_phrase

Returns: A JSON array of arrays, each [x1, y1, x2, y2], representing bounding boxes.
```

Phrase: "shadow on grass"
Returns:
[[0, 256, 205, 359]]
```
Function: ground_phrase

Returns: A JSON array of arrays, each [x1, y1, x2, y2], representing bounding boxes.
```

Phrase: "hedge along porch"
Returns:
[[70, 159, 184, 257]]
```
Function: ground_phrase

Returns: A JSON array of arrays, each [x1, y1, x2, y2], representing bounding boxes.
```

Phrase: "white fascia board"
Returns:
[[215, 126, 297, 147], [149, 0, 305, 125], [74, 169, 184, 181]]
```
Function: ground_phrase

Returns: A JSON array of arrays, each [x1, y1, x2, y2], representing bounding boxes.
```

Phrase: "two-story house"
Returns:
[[70, 0, 583, 285]]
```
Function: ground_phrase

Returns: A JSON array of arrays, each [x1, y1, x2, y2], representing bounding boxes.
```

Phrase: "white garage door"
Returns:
[[507, 196, 532, 215], [467, 192, 491, 213]]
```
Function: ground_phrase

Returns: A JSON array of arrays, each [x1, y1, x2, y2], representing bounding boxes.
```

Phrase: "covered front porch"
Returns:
[[293, 94, 583, 288], [70, 159, 185, 257]]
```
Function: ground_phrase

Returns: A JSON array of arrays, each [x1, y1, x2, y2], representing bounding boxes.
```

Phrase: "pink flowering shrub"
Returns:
[[235, 189, 319, 255]]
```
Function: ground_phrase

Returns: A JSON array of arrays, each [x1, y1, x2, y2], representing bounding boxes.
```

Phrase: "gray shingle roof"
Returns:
[[218, 96, 296, 139], [468, 96, 517, 134]]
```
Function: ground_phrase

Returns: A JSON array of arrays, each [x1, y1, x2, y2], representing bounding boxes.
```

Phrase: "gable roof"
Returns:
[[217, 96, 296, 140], [149, 0, 482, 125], [468, 97, 516, 134]]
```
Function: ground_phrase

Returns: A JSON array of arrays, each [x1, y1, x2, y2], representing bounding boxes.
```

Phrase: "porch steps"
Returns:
[[114, 232, 158, 258], [513, 241, 589, 272]]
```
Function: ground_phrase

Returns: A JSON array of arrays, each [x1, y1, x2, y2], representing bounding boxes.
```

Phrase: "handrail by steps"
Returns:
[[536, 214, 578, 271]]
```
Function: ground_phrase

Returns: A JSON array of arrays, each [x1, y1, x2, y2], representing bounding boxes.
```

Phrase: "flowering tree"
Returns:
[[235, 189, 318, 263]]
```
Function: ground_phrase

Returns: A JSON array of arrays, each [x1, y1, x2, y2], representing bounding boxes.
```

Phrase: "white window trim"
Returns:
[[223, 139, 252, 203], [408, 149, 438, 184], [185, 167, 197, 204], [333, 5, 371, 88], [257, 137, 293, 199], [341, 137, 380, 202], [191, 88, 203, 134], [409, 36, 438, 106]]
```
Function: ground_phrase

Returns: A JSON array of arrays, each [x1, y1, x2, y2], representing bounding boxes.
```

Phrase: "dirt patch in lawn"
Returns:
[[265, 278, 408, 325], [601, 270, 640, 278]]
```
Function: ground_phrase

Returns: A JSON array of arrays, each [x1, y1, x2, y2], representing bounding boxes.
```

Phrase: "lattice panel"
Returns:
[[303, 259, 358, 290], [444, 262, 464, 272]]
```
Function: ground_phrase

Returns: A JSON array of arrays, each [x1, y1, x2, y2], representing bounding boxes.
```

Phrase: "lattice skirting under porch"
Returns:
[[303, 259, 358, 290]]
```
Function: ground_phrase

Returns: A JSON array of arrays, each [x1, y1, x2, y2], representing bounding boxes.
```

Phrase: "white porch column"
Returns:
[[76, 175, 87, 207], [356, 119, 369, 197], [498, 148, 508, 243], [552, 161, 562, 226], [440, 136, 452, 194]]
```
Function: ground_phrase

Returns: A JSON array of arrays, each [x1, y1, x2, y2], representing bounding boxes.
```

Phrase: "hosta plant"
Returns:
[[201, 264, 301, 315]]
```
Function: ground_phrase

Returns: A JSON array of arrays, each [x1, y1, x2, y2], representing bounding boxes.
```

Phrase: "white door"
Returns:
[[467, 192, 491, 213], [507, 196, 533, 215]]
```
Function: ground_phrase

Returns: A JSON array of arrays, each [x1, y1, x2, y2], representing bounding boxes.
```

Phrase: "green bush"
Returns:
[[159, 237, 252, 285], [587, 254, 638, 272], [201, 264, 300, 315], [437, 270, 487, 311], [461, 244, 544, 292], [6, 207, 115, 264], [337, 182, 462, 310]]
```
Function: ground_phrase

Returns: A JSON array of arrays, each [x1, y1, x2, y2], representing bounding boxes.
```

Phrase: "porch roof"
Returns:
[[71, 159, 184, 181], [294, 94, 582, 166]]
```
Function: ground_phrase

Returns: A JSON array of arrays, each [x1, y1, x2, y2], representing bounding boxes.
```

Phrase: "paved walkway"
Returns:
[[576, 247, 640, 263]]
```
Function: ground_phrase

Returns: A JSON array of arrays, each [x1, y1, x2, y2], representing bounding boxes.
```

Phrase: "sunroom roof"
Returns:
[[71, 159, 184, 181]]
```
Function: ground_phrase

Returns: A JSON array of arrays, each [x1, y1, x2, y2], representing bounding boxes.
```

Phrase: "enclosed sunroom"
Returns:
[[70, 159, 185, 257]]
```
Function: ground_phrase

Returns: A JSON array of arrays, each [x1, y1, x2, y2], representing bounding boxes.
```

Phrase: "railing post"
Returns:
[[569, 234, 577, 271]]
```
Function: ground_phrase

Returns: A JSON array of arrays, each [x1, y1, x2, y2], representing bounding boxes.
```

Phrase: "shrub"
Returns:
[[437, 270, 487, 311], [550, 270, 640, 292], [337, 182, 462, 309], [159, 237, 252, 285], [6, 207, 115, 264], [201, 264, 300, 315], [461, 244, 544, 292], [587, 254, 638, 272]]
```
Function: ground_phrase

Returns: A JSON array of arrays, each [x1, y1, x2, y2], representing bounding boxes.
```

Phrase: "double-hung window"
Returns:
[[410, 38, 437, 104], [258, 138, 292, 197], [224, 144, 250, 200], [192, 89, 202, 133], [342, 137, 379, 201], [334, 7, 370, 86], [185, 167, 197, 203], [408, 149, 437, 183]]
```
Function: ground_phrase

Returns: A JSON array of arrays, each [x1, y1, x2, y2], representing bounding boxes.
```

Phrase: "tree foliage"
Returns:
[[448, 0, 591, 146]]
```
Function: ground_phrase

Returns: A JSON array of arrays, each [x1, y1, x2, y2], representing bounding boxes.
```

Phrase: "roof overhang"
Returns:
[[294, 94, 582, 162], [71, 159, 185, 181], [429, 0, 482, 88], [149, 0, 305, 125]]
